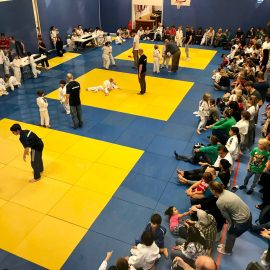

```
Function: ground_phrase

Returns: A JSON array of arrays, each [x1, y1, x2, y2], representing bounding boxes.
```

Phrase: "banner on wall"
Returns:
[[171, 0, 191, 7]]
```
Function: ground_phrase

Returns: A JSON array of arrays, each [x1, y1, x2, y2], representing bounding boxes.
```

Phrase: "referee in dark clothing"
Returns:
[[66, 73, 83, 129], [10, 123, 44, 183], [137, 48, 147, 95], [165, 40, 181, 72]]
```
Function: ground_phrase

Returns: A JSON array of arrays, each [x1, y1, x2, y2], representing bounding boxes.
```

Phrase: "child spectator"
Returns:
[[206, 99, 219, 126], [234, 110, 250, 151], [197, 93, 211, 135], [27, 52, 41, 78], [225, 127, 240, 160], [137, 213, 168, 258], [165, 206, 190, 236], [36, 90, 50, 128], [240, 138, 270, 194], [153, 44, 161, 73], [0, 77, 9, 96], [5, 74, 21, 91], [128, 231, 160, 270], [186, 172, 213, 197], [105, 33, 112, 43], [3, 51, 10, 75], [58, 80, 70, 114]]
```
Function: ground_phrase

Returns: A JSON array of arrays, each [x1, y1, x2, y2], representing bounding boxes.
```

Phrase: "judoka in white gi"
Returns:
[[27, 52, 41, 78], [86, 78, 119, 96], [58, 79, 70, 114], [36, 90, 50, 127], [11, 55, 22, 83], [175, 26, 183, 47], [5, 74, 21, 91], [153, 45, 161, 73], [0, 78, 9, 96], [102, 42, 112, 69]]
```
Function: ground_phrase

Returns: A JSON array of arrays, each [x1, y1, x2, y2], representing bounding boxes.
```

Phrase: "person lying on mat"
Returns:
[[86, 78, 119, 96]]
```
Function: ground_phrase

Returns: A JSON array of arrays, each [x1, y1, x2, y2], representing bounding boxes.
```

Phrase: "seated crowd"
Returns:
[[97, 23, 270, 270]]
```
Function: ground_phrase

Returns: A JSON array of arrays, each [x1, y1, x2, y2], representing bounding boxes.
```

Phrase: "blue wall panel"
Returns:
[[0, 0, 36, 52], [38, 0, 100, 48], [163, 0, 270, 32], [100, 0, 131, 32]]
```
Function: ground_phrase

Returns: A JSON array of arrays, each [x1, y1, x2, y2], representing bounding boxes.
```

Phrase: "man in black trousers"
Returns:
[[137, 48, 147, 95], [66, 73, 83, 129], [10, 123, 44, 183], [165, 40, 181, 72]]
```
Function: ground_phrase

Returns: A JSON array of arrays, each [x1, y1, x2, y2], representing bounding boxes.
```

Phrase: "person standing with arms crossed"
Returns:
[[10, 123, 44, 183], [131, 30, 140, 69], [66, 73, 83, 129], [137, 49, 147, 95], [165, 40, 181, 72]]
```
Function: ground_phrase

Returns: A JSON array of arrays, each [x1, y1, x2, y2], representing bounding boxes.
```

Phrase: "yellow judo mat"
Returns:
[[47, 52, 80, 69], [46, 68, 194, 121], [0, 118, 143, 269], [115, 43, 217, 70]]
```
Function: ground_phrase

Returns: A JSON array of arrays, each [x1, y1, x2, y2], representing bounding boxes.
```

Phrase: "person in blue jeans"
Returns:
[[136, 213, 168, 258]]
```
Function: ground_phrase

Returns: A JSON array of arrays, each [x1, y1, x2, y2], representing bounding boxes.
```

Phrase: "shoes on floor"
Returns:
[[239, 185, 246, 190], [246, 189, 253, 195], [217, 246, 231, 256]]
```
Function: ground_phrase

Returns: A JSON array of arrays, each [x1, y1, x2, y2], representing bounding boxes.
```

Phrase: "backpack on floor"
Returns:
[[257, 205, 270, 225]]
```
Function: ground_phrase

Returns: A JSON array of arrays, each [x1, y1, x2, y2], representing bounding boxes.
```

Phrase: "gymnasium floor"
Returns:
[[0, 40, 266, 270]]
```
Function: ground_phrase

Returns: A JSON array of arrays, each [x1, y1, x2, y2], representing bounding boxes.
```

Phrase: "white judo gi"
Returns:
[[86, 79, 119, 96], [36, 96, 50, 127]]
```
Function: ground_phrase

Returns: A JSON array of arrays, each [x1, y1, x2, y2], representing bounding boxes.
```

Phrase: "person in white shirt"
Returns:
[[96, 28, 105, 46], [128, 231, 160, 270], [197, 93, 211, 135], [3, 51, 10, 75], [262, 36, 270, 50], [0, 77, 9, 96], [76, 25, 84, 37], [36, 90, 50, 128], [154, 23, 163, 41], [213, 145, 233, 169], [109, 44, 116, 66], [98, 251, 113, 270], [225, 127, 240, 160], [132, 30, 140, 68], [11, 55, 22, 83], [153, 45, 161, 73], [5, 74, 21, 91], [58, 80, 70, 114], [27, 52, 41, 78], [137, 27, 144, 39], [175, 26, 184, 47], [233, 110, 250, 150], [102, 42, 111, 69], [0, 49, 5, 77], [105, 33, 112, 43], [86, 78, 119, 96], [115, 33, 125, 45], [50, 26, 59, 48], [211, 69, 221, 84], [205, 27, 215, 46]]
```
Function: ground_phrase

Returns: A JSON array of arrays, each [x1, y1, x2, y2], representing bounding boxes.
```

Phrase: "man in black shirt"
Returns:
[[245, 81, 263, 106], [10, 123, 44, 182], [165, 40, 180, 72], [137, 49, 147, 95], [66, 73, 83, 129]]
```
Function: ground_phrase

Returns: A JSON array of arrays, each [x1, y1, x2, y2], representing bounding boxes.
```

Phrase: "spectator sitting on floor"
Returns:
[[127, 231, 160, 270], [174, 135, 220, 165], [170, 225, 208, 269], [206, 108, 237, 145], [172, 255, 217, 270], [176, 204, 217, 251], [136, 213, 169, 258]]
